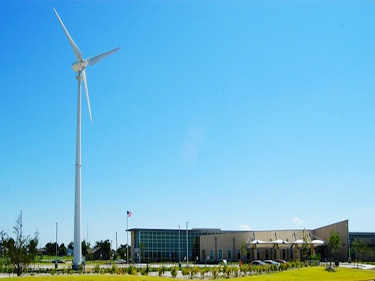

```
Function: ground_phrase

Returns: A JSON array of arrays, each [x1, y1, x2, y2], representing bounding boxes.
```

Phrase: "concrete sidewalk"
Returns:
[[337, 262, 375, 270]]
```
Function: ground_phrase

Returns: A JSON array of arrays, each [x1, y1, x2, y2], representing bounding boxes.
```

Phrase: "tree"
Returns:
[[116, 244, 130, 259], [302, 230, 311, 261], [82, 240, 90, 257], [44, 242, 57, 256], [94, 240, 111, 260], [240, 240, 247, 261], [0, 213, 39, 276], [328, 230, 341, 266], [58, 243, 67, 256], [352, 240, 368, 267]]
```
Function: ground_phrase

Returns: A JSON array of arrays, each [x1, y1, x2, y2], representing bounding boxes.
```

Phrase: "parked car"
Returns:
[[264, 260, 280, 266], [251, 260, 265, 266], [276, 259, 287, 264], [116, 259, 125, 264], [52, 259, 66, 264]]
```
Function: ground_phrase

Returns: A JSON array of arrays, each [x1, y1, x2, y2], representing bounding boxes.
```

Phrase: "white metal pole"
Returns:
[[178, 225, 181, 264], [127, 213, 129, 264], [20, 210, 23, 240], [186, 222, 188, 265], [55, 223, 58, 267], [73, 74, 82, 269]]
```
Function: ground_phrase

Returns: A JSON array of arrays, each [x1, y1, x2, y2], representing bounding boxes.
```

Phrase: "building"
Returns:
[[349, 232, 375, 262], [130, 220, 374, 263], [130, 228, 223, 263]]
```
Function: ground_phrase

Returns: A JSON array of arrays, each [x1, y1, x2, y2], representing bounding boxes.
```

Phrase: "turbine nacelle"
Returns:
[[72, 59, 88, 72]]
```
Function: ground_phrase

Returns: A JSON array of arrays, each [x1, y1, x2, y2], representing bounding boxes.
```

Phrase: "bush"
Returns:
[[127, 265, 137, 275], [93, 263, 100, 274], [158, 265, 167, 276], [171, 266, 178, 278], [110, 264, 117, 274], [200, 266, 210, 278], [181, 267, 190, 278], [211, 267, 219, 279], [239, 264, 248, 276], [140, 265, 150, 275], [191, 266, 199, 279]]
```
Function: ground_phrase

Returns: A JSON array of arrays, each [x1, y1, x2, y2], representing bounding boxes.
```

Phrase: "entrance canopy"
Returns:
[[247, 239, 325, 249]]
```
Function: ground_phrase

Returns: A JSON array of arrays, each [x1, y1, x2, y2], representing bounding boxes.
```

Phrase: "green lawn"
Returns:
[[7, 266, 375, 281]]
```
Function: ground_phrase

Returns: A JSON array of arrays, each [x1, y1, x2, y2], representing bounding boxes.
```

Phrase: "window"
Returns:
[[237, 249, 240, 259], [210, 250, 214, 261], [219, 250, 223, 260], [227, 249, 232, 260]]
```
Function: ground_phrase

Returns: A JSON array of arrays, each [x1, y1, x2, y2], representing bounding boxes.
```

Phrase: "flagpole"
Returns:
[[127, 211, 129, 264]]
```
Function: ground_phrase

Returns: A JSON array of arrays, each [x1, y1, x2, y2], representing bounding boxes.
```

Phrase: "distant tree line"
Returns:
[[40, 239, 130, 261]]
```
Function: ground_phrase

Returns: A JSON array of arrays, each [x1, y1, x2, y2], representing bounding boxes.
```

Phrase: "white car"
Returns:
[[264, 260, 280, 266]]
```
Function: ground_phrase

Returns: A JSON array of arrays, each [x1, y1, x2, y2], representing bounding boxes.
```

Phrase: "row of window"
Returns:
[[205, 248, 292, 261]]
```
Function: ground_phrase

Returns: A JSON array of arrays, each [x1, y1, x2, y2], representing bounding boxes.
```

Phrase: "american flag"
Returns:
[[127, 210, 132, 218]]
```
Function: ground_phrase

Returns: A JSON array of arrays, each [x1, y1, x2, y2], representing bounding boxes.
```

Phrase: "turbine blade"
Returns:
[[87, 47, 121, 66], [54, 9, 83, 61], [82, 69, 92, 122]]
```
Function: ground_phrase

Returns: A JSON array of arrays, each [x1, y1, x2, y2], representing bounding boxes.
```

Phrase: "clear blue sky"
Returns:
[[1, 1, 375, 248]]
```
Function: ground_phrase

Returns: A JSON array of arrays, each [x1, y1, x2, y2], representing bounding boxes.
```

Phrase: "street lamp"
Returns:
[[186, 222, 189, 265]]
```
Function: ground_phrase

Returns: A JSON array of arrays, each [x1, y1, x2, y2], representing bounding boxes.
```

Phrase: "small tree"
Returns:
[[58, 243, 67, 256], [302, 230, 311, 261], [327, 230, 341, 267], [352, 240, 367, 267], [44, 242, 57, 256], [240, 240, 247, 262], [0, 213, 39, 276], [94, 240, 111, 260], [82, 240, 90, 257]]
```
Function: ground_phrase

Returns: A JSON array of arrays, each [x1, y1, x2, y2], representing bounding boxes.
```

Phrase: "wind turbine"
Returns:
[[54, 9, 120, 270]]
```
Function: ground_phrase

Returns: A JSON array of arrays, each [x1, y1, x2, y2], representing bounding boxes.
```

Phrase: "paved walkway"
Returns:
[[336, 262, 375, 270]]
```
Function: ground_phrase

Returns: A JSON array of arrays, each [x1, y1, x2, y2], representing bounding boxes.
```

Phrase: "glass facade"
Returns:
[[131, 228, 222, 263]]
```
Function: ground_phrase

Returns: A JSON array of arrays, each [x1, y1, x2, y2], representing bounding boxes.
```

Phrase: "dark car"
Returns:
[[52, 259, 66, 264]]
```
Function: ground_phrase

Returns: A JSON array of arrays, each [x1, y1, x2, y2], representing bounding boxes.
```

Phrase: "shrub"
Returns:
[[200, 267, 210, 278], [171, 266, 178, 278], [191, 266, 200, 279], [223, 265, 232, 278], [181, 267, 190, 278], [110, 264, 117, 274], [140, 265, 150, 276], [158, 265, 167, 276], [127, 265, 137, 275], [211, 267, 219, 279], [239, 264, 248, 276], [93, 263, 100, 274]]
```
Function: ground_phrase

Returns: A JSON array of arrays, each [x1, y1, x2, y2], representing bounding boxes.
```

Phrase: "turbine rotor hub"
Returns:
[[72, 59, 88, 72]]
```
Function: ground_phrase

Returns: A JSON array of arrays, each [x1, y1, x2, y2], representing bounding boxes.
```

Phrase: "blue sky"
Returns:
[[1, 1, 375, 248]]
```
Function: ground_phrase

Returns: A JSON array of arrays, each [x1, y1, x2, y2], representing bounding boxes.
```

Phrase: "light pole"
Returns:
[[186, 222, 189, 265], [178, 225, 181, 266], [55, 223, 58, 268]]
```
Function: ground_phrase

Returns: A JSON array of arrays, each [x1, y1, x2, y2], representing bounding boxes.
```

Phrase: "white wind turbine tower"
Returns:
[[54, 9, 120, 270]]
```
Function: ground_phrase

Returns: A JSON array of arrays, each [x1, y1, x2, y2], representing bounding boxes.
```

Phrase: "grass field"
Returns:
[[5, 267, 375, 281]]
